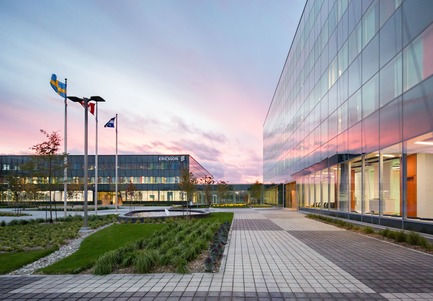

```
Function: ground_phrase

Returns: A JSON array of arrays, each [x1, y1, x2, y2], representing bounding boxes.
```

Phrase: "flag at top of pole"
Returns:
[[80, 102, 95, 115], [104, 117, 116, 128], [50, 74, 66, 98], [50, 73, 68, 217], [104, 114, 118, 211]]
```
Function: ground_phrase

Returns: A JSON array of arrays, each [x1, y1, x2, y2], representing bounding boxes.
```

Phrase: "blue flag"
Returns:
[[104, 117, 115, 128], [50, 74, 66, 98]]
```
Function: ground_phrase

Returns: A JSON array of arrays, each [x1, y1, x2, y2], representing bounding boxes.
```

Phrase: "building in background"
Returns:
[[0, 154, 209, 205], [264, 0, 433, 232], [0, 154, 260, 206]]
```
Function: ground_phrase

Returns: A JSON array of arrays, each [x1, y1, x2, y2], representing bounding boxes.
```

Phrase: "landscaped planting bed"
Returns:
[[0, 215, 117, 274], [2, 212, 233, 275], [92, 213, 233, 275]]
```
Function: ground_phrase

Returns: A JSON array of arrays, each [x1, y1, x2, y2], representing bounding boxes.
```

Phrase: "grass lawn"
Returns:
[[0, 247, 57, 274], [40, 223, 164, 274]]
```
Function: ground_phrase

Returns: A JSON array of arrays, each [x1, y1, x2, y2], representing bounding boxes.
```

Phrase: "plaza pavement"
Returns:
[[1, 208, 433, 300]]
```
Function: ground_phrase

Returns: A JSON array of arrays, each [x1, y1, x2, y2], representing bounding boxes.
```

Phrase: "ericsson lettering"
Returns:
[[158, 156, 179, 162]]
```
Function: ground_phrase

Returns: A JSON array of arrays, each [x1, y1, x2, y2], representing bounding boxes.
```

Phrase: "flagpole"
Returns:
[[83, 98, 89, 230], [63, 78, 68, 217], [115, 113, 118, 213], [95, 102, 98, 214], [68, 95, 105, 231]]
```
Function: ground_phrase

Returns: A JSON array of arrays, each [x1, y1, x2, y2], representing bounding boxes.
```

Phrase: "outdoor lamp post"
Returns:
[[67, 96, 105, 231]]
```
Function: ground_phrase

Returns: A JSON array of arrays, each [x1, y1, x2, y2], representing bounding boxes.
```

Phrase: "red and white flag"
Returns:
[[80, 101, 95, 115]]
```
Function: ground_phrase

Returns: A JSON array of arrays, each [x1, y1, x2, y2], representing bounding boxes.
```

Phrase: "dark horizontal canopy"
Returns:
[[67, 96, 106, 102]]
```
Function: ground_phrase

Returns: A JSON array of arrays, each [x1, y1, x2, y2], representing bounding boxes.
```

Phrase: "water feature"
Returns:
[[118, 208, 210, 223]]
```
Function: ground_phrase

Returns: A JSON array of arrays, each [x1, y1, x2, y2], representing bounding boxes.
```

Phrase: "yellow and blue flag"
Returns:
[[50, 74, 66, 98]]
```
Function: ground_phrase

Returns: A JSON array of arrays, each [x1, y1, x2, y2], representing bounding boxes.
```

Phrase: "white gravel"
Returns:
[[9, 224, 111, 275]]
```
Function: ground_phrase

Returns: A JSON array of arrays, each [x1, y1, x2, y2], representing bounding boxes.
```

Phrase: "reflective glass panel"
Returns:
[[380, 53, 402, 107]]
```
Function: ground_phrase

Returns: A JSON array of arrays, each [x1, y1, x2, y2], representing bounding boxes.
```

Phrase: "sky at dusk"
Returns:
[[0, 0, 305, 183]]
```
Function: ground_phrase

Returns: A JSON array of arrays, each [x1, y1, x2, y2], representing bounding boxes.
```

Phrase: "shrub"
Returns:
[[204, 256, 214, 272], [362, 227, 375, 234], [380, 228, 393, 239], [212, 203, 247, 208], [395, 230, 407, 243], [8, 220, 19, 226], [407, 232, 431, 249], [210, 243, 223, 260], [309, 215, 433, 252]]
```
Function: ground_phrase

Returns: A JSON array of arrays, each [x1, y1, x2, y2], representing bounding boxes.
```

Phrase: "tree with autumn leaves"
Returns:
[[28, 129, 65, 222]]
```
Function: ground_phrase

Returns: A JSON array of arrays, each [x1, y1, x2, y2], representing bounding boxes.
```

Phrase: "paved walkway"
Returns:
[[1, 208, 433, 300]]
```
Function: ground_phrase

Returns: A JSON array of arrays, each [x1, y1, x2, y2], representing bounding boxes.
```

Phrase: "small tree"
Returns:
[[251, 180, 263, 205], [22, 182, 40, 202], [5, 174, 23, 203], [30, 129, 64, 222], [216, 180, 229, 204], [0, 182, 6, 203], [202, 175, 215, 207], [67, 182, 82, 202], [178, 167, 197, 215], [126, 181, 137, 202]]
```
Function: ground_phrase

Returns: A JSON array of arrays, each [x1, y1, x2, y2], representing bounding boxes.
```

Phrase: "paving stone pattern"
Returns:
[[1, 208, 433, 300], [289, 230, 433, 294]]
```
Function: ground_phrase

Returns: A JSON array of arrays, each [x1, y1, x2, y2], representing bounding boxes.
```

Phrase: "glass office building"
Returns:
[[0, 154, 211, 205], [264, 0, 433, 229]]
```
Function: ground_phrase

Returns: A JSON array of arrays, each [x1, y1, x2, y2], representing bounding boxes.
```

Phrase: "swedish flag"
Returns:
[[50, 74, 66, 98]]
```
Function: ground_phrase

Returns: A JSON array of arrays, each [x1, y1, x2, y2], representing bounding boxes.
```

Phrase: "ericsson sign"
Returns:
[[158, 155, 185, 162]]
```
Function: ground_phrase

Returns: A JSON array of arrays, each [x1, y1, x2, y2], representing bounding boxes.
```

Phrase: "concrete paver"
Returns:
[[1, 208, 433, 300]]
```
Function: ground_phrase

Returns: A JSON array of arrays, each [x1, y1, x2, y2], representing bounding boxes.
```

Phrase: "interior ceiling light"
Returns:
[[414, 137, 433, 145]]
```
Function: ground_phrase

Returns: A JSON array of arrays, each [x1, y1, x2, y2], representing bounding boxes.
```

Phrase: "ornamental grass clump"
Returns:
[[93, 243, 137, 275], [135, 249, 159, 273], [172, 255, 189, 274], [160, 248, 177, 265], [93, 250, 118, 275]]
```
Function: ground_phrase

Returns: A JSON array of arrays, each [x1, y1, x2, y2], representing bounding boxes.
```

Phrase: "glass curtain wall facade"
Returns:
[[0, 154, 211, 205], [264, 0, 433, 224]]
